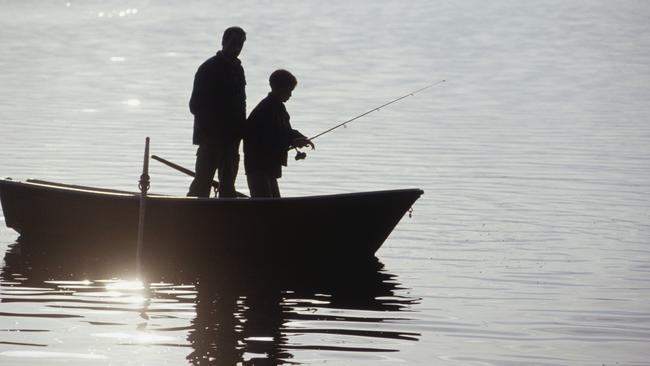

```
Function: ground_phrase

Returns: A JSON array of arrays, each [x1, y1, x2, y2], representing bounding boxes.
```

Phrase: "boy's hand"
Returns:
[[293, 137, 315, 150]]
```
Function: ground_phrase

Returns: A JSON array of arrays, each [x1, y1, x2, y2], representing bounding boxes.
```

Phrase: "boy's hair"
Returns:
[[269, 69, 297, 91], [222, 26, 246, 45]]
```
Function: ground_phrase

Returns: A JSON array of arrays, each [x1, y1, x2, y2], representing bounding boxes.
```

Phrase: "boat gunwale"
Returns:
[[1, 178, 424, 202]]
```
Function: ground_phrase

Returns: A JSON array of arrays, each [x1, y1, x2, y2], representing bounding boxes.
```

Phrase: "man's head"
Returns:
[[269, 69, 297, 102], [221, 26, 246, 59]]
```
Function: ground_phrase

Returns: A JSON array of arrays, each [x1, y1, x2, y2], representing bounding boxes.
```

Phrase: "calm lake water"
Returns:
[[1, 0, 650, 365]]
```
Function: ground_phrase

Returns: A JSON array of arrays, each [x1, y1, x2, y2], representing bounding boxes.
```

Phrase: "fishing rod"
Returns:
[[293, 79, 446, 160]]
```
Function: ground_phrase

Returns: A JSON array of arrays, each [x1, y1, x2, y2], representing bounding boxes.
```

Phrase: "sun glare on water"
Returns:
[[103, 279, 145, 291]]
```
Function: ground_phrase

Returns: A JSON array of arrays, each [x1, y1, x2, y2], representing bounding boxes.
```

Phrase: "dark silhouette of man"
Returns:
[[188, 26, 246, 198], [243, 69, 314, 198]]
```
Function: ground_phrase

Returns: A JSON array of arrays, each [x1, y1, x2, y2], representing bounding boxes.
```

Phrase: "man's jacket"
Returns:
[[190, 51, 246, 145]]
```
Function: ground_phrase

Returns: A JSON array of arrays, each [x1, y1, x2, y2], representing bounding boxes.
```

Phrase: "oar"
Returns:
[[151, 154, 248, 198]]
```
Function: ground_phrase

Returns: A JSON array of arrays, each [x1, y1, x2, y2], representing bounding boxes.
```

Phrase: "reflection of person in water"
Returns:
[[241, 287, 289, 364], [186, 271, 243, 365], [186, 264, 289, 365]]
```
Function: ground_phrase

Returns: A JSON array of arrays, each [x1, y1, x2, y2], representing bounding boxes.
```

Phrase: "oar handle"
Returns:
[[152, 154, 197, 178], [151, 154, 248, 198]]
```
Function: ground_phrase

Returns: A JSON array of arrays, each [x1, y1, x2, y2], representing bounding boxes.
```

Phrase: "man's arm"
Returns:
[[189, 58, 226, 117]]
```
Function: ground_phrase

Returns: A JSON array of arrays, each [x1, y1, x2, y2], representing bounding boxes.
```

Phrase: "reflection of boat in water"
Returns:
[[0, 179, 423, 259], [187, 255, 420, 364], [1, 239, 421, 364]]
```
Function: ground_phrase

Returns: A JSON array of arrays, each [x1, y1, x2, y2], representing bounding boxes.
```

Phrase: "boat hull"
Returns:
[[0, 179, 423, 259]]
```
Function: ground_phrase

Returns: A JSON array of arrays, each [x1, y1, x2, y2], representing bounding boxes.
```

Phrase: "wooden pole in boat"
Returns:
[[137, 137, 150, 274]]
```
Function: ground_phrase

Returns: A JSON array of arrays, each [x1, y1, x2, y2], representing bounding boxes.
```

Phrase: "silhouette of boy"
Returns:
[[187, 26, 246, 198], [243, 70, 314, 198]]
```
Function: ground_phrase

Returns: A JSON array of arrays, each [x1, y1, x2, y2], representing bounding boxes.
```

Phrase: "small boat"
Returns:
[[0, 178, 423, 259]]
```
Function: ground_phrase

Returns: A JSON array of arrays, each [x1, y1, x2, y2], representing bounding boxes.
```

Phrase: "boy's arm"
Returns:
[[290, 130, 315, 150]]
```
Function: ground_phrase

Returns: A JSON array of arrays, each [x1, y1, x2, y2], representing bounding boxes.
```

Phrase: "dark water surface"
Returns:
[[1, 241, 419, 364], [1, 0, 650, 365]]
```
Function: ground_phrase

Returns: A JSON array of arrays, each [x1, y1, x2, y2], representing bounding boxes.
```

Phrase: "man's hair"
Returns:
[[222, 26, 246, 45], [269, 69, 297, 91]]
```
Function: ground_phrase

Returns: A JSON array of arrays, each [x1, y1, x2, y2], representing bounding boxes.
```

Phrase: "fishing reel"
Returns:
[[294, 150, 307, 160]]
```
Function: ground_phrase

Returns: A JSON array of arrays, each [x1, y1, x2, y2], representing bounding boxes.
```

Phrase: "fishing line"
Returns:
[[294, 79, 446, 160], [310, 80, 446, 141]]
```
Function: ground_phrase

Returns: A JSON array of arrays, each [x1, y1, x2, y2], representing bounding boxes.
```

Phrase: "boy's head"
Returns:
[[270, 69, 297, 102]]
